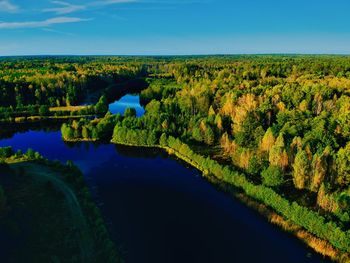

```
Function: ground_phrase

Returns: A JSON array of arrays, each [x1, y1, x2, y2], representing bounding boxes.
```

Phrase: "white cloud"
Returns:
[[42, 0, 137, 14], [0, 17, 90, 29], [0, 0, 19, 13], [42, 27, 75, 36], [89, 0, 138, 7], [102, 0, 138, 3], [44, 1, 85, 15]]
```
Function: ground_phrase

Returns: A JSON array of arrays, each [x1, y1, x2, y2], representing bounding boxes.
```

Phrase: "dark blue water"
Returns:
[[0, 129, 330, 263], [109, 95, 145, 117]]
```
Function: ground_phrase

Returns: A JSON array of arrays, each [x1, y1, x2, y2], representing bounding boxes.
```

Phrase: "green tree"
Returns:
[[159, 133, 168, 146], [82, 126, 90, 139], [292, 149, 310, 189], [247, 155, 264, 176], [262, 166, 284, 187], [269, 133, 288, 169], [39, 105, 49, 116], [95, 95, 108, 114], [124, 107, 136, 118], [235, 112, 262, 148], [25, 148, 36, 159], [336, 143, 350, 187], [61, 123, 74, 140], [204, 126, 215, 145], [0, 147, 14, 158], [192, 127, 202, 142]]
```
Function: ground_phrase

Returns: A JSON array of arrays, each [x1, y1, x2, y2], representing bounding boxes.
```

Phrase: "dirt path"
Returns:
[[12, 162, 93, 263]]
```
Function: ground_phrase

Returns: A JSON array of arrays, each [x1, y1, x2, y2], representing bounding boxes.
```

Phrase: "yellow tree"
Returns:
[[260, 128, 275, 153], [269, 133, 288, 169], [310, 147, 330, 192]]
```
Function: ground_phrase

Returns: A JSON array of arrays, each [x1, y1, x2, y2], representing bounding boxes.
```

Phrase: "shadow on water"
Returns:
[[114, 144, 163, 159], [0, 126, 331, 262], [0, 121, 63, 140]]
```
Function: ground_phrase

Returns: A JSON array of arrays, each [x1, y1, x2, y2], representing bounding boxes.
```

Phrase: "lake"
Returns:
[[0, 95, 329, 263], [109, 94, 145, 117]]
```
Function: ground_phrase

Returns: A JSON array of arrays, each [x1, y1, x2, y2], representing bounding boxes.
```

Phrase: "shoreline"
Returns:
[[109, 139, 348, 262], [60, 136, 350, 262], [0, 115, 96, 124], [161, 145, 347, 262]]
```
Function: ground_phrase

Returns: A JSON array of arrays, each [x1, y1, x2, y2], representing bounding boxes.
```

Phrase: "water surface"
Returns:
[[0, 129, 330, 263], [109, 94, 145, 117], [0, 94, 330, 263]]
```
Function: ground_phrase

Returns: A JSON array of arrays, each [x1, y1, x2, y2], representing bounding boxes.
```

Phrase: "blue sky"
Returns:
[[0, 0, 350, 55]]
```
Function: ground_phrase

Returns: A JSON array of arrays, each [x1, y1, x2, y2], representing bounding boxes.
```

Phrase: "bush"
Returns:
[[25, 148, 36, 159], [39, 105, 50, 116], [262, 166, 284, 187], [0, 147, 14, 158], [124, 107, 136, 118]]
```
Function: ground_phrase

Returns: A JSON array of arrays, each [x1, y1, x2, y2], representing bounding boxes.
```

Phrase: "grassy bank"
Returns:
[[0, 149, 122, 263], [0, 114, 96, 124], [49, 105, 90, 112]]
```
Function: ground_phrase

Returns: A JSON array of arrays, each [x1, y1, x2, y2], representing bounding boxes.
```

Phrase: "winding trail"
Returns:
[[11, 162, 93, 263]]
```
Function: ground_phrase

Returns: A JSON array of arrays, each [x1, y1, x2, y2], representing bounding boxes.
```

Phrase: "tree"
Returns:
[[0, 147, 14, 158], [192, 127, 202, 142], [39, 105, 49, 116], [235, 112, 262, 148], [262, 166, 284, 187], [145, 100, 161, 115], [247, 155, 264, 176], [61, 123, 74, 140], [204, 126, 215, 145], [336, 143, 350, 187], [82, 126, 90, 139], [260, 128, 275, 152], [310, 148, 329, 192], [292, 149, 310, 189], [16, 94, 24, 108], [95, 95, 108, 114], [147, 130, 158, 145], [25, 148, 36, 159], [269, 133, 288, 169], [159, 133, 168, 146], [124, 107, 136, 118]]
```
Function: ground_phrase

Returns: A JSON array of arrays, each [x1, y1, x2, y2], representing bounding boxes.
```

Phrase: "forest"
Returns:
[[2, 55, 350, 262]]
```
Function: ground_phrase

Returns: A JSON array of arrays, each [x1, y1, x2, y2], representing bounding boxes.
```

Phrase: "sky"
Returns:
[[1, 0, 350, 55]]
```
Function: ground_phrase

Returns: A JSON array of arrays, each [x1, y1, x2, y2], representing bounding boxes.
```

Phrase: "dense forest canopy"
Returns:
[[60, 56, 350, 222], [0, 57, 146, 108]]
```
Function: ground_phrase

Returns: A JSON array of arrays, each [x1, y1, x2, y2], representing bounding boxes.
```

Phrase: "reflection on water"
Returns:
[[0, 127, 329, 263], [109, 95, 145, 117]]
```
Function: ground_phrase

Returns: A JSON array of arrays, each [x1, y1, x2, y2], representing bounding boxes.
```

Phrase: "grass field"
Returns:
[[49, 105, 90, 112]]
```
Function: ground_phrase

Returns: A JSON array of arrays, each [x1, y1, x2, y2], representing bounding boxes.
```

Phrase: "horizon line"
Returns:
[[1, 53, 350, 58]]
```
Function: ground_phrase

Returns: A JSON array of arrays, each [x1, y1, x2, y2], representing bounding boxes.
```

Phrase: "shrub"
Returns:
[[0, 147, 14, 158], [262, 166, 284, 187]]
